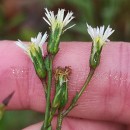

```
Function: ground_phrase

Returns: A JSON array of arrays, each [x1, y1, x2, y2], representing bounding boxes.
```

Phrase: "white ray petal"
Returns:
[[99, 26, 104, 37], [63, 24, 76, 33], [43, 17, 51, 25], [87, 24, 95, 39], [39, 32, 48, 46], [16, 40, 28, 52], [35, 32, 42, 44], [63, 12, 74, 26], [31, 38, 36, 43]]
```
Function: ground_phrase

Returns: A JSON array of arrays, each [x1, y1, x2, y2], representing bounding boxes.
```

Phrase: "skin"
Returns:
[[0, 40, 130, 130]]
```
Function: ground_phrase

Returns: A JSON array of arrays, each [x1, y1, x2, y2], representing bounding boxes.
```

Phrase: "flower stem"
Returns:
[[41, 55, 53, 130], [42, 80, 47, 99], [63, 68, 95, 117], [56, 109, 63, 130]]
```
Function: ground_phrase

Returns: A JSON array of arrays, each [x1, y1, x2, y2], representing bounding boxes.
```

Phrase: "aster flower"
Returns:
[[16, 32, 48, 79], [16, 32, 48, 58], [87, 24, 114, 69], [43, 8, 75, 33], [43, 8, 75, 55]]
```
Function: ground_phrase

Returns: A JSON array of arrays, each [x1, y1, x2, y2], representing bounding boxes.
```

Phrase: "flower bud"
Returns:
[[52, 67, 71, 110]]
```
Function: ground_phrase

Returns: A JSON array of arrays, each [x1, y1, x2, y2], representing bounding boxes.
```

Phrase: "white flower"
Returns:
[[87, 24, 114, 46], [87, 24, 115, 69], [16, 32, 48, 58], [43, 8, 75, 33]]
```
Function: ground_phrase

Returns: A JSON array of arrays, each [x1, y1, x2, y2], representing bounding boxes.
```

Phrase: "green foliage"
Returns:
[[1, 0, 130, 41], [45, 0, 130, 41], [0, 111, 43, 130], [101, 0, 123, 25]]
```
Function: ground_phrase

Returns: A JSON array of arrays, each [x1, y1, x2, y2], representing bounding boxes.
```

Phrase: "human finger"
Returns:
[[0, 41, 130, 124]]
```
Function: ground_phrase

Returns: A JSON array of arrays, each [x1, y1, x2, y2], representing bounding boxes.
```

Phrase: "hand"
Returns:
[[0, 41, 129, 130]]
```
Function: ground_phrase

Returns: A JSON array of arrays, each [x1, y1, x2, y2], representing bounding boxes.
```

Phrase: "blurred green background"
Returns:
[[0, 0, 130, 129], [0, 0, 130, 42]]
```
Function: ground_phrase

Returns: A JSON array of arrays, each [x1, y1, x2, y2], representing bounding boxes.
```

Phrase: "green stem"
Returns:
[[63, 68, 95, 117], [56, 109, 63, 130], [48, 107, 56, 123], [42, 80, 47, 99], [41, 56, 53, 130]]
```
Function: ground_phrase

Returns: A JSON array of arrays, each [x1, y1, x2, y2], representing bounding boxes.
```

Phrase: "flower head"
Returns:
[[43, 8, 75, 33], [87, 24, 114, 46], [16, 32, 48, 79], [87, 24, 115, 69], [16, 32, 48, 58], [43, 8, 75, 55]]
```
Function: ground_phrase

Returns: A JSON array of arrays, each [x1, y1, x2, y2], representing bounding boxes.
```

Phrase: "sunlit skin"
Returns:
[[0, 41, 130, 130]]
